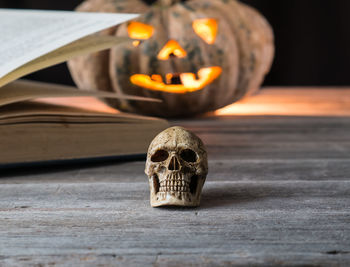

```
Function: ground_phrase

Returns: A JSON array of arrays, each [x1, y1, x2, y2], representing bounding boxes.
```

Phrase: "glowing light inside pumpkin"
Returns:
[[130, 66, 222, 93], [157, 40, 187, 60], [192, 18, 218, 44], [166, 73, 173, 85], [132, 40, 141, 47], [151, 74, 163, 83], [128, 22, 154, 40]]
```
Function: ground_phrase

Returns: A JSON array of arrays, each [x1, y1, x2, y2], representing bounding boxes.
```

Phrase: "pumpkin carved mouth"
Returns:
[[130, 66, 222, 94]]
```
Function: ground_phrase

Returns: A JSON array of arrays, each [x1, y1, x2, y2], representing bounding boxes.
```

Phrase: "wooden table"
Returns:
[[0, 88, 349, 266]]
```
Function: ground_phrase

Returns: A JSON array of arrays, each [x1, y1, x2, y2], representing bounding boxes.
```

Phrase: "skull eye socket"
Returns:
[[192, 18, 218, 44], [180, 149, 197, 163], [151, 149, 169, 162]]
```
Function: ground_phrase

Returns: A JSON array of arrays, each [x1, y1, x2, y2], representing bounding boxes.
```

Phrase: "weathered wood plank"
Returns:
[[0, 182, 349, 266], [181, 116, 350, 160], [1, 158, 350, 183]]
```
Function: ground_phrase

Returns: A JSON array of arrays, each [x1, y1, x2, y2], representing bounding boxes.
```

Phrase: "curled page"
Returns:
[[0, 9, 138, 85], [0, 35, 130, 87]]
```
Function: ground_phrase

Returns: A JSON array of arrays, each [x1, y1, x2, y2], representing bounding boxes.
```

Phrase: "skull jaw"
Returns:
[[149, 176, 205, 207], [150, 192, 201, 207]]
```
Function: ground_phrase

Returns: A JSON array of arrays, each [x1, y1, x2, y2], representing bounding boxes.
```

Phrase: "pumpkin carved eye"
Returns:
[[192, 18, 218, 44], [128, 21, 154, 47]]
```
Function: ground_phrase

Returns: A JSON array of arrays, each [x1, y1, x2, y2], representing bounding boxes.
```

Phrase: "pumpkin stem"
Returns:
[[157, 0, 182, 6]]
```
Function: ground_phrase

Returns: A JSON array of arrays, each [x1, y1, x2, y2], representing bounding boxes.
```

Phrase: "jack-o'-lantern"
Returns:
[[68, 0, 274, 117]]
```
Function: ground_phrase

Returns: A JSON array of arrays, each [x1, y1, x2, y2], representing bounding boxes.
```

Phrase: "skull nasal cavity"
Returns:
[[168, 156, 181, 171]]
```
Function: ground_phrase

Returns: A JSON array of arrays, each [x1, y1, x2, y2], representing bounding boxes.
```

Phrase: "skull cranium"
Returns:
[[145, 126, 208, 207]]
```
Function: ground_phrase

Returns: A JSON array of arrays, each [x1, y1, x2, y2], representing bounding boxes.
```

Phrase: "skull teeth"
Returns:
[[159, 179, 190, 192], [159, 185, 190, 192]]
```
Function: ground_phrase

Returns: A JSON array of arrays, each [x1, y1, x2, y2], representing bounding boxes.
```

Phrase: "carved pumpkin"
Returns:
[[68, 0, 274, 117]]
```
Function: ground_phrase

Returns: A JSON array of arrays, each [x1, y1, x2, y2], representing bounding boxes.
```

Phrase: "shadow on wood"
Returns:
[[201, 184, 266, 209]]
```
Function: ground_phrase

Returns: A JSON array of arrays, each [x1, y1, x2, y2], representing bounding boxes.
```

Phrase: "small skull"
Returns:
[[145, 126, 208, 207]]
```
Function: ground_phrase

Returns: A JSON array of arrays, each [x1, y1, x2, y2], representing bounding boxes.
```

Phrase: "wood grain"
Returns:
[[0, 88, 350, 266]]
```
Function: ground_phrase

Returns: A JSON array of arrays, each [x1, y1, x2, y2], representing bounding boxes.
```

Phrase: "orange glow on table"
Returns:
[[215, 87, 350, 117]]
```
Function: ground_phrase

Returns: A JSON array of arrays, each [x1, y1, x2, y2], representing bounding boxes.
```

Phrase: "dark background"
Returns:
[[1, 0, 350, 86]]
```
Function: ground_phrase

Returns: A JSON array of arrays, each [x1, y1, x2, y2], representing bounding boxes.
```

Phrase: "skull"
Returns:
[[145, 126, 208, 207]]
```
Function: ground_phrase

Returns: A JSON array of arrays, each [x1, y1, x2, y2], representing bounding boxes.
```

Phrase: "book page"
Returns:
[[0, 35, 130, 87], [0, 9, 138, 80], [0, 80, 161, 107]]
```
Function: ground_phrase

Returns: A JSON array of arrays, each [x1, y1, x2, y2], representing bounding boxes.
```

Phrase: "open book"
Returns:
[[0, 9, 168, 166], [0, 9, 140, 87]]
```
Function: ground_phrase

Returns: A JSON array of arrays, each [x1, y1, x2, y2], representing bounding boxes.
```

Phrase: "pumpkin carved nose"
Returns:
[[157, 40, 187, 60]]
